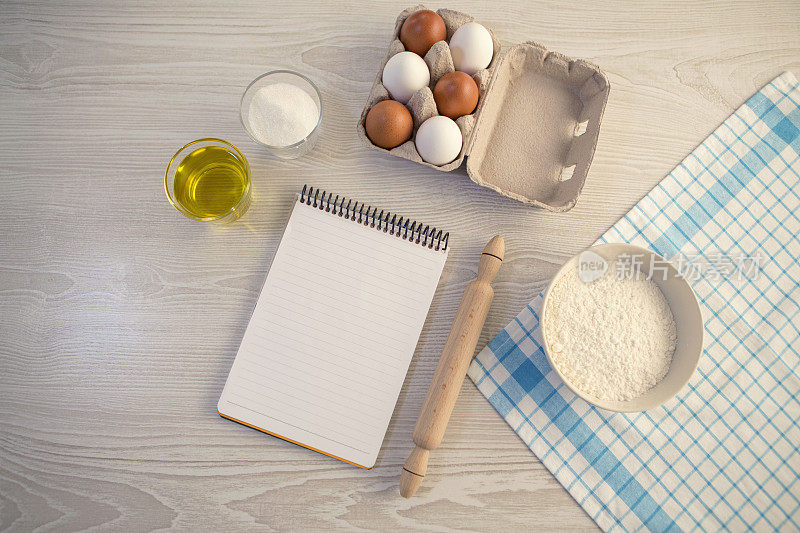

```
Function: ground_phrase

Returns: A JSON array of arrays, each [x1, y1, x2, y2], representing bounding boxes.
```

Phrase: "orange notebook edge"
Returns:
[[217, 410, 373, 470]]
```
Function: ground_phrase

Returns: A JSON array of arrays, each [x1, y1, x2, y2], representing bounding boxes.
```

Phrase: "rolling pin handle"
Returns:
[[399, 446, 429, 498], [478, 235, 504, 282]]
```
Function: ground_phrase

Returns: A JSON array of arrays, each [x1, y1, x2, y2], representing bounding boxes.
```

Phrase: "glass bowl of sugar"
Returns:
[[240, 70, 322, 159]]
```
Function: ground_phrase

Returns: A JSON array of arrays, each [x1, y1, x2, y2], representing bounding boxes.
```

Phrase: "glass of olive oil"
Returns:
[[165, 138, 251, 223]]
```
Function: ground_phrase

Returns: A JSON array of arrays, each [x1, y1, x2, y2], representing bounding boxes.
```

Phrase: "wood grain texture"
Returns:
[[1, 0, 798, 530]]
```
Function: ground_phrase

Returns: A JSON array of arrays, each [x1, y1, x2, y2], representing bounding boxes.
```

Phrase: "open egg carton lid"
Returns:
[[358, 5, 611, 212]]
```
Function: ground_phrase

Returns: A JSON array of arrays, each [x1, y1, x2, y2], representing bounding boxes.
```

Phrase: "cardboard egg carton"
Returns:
[[358, 5, 610, 212]]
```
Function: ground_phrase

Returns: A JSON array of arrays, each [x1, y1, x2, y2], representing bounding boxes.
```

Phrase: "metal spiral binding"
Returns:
[[300, 185, 449, 251]]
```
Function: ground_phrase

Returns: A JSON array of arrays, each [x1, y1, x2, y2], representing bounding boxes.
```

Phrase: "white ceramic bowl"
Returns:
[[541, 243, 704, 412]]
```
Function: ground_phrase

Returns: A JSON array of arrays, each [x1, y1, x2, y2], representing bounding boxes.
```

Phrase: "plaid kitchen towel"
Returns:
[[468, 72, 800, 532]]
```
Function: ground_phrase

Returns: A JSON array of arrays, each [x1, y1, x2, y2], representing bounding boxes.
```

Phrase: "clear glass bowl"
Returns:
[[164, 138, 252, 223], [240, 70, 323, 159]]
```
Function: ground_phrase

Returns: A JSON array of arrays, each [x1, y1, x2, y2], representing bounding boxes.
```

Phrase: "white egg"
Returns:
[[382, 51, 430, 104], [415, 116, 462, 166], [449, 22, 494, 75]]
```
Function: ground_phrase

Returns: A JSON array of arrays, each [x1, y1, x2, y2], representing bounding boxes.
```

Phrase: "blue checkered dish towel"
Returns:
[[468, 72, 800, 532]]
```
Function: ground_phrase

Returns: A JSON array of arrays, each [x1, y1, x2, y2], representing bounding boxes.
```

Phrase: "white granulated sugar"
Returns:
[[544, 266, 677, 401], [246, 82, 319, 147]]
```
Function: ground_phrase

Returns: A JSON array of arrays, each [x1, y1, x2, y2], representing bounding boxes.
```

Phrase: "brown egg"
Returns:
[[433, 71, 480, 119], [365, 100, 413, 149], [400, 10, 447, 57]]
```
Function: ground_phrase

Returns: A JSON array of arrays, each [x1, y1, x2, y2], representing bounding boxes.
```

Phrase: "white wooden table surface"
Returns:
[[2, 0, 798, 530]]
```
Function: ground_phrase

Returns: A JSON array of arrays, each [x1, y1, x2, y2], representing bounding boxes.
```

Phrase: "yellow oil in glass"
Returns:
[[172, 145, 249, 219]]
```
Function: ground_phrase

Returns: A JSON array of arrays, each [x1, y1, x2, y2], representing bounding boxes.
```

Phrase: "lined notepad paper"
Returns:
[[218, 192, 449, 468]]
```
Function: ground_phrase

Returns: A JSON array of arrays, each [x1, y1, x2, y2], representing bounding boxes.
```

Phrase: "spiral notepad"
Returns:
[[218, 186, 450, 468]]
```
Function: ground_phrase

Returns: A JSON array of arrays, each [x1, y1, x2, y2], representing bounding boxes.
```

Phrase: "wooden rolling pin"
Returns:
[[400, 235, 504, 498]]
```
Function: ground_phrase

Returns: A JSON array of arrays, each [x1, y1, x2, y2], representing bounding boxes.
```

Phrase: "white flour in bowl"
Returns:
[[544, 266, 677, 401]]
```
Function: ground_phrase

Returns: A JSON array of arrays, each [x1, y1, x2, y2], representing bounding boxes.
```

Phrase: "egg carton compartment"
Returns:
[[358, 5, 610, 212], [465, 43, 609, 211], [357, 5, 500, 172]]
